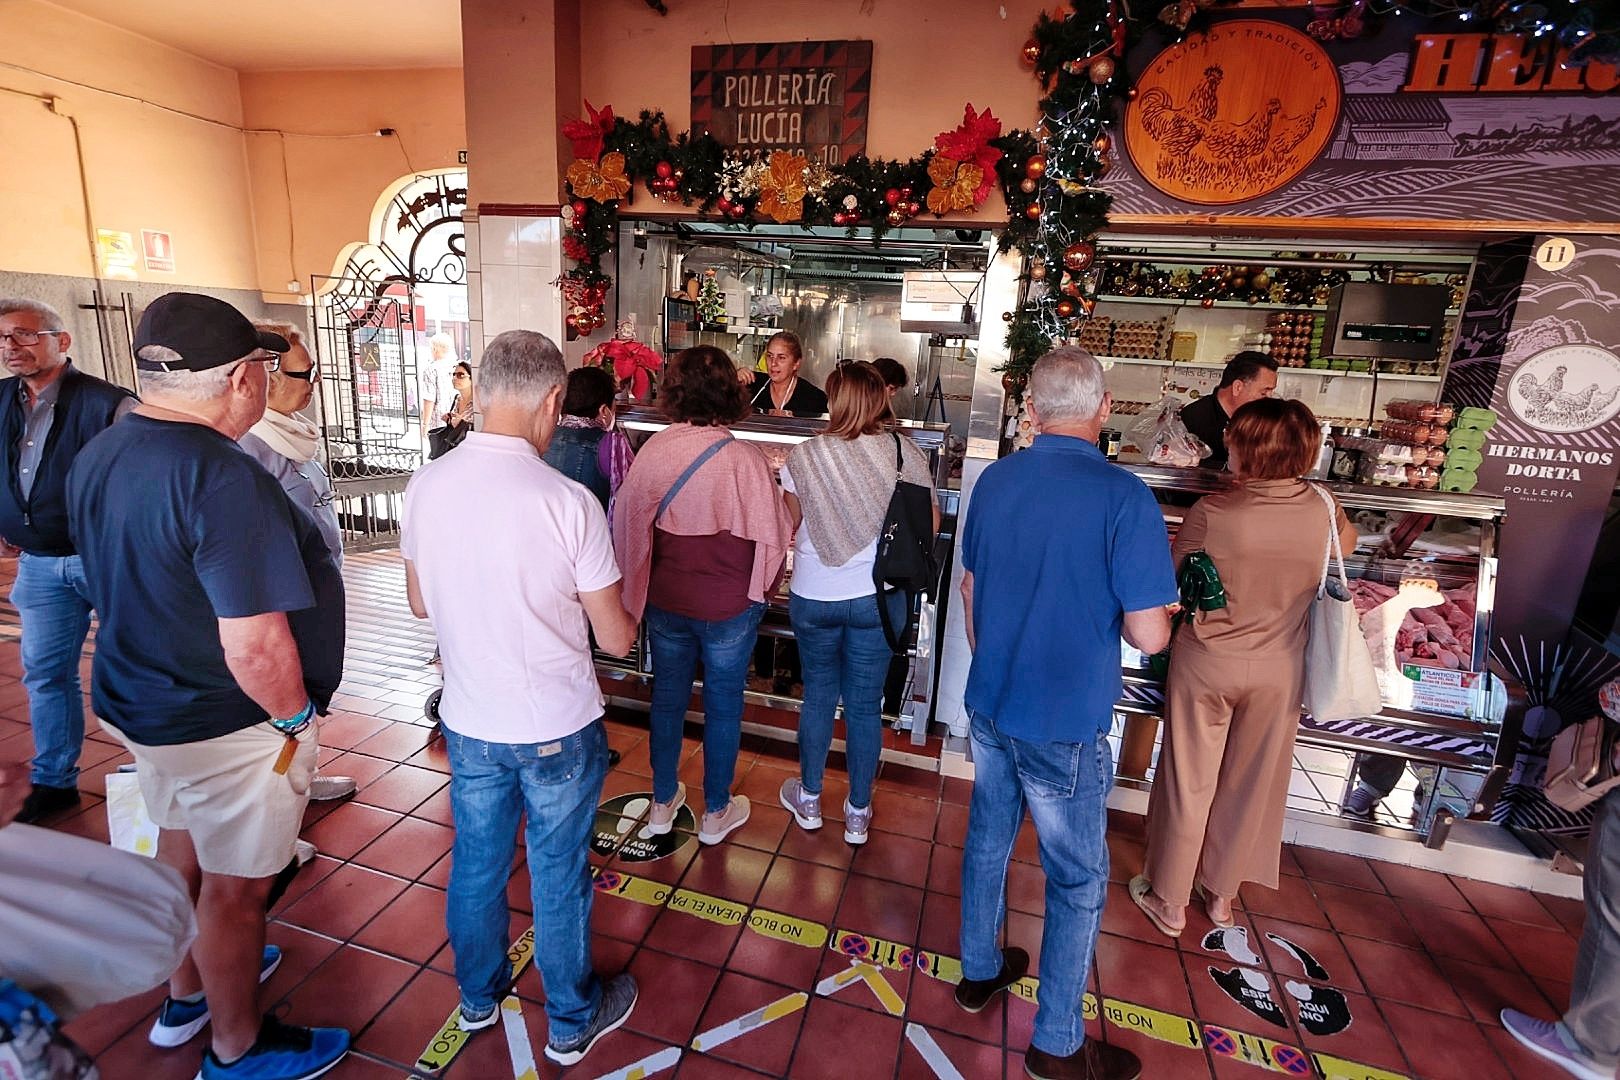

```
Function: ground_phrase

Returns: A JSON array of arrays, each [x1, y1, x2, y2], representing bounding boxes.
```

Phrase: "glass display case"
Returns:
[[1116, 465, 1525, 846], [596, 406, 959, 758]]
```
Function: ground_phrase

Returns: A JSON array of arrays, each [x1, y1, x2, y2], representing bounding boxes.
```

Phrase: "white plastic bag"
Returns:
[[0, 824, 195, 1019], [104, 771, 158, 858], [1129, 395, 1209, 467]]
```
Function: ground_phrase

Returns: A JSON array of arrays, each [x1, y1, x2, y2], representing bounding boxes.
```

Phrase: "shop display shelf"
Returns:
[[1099, 355, 1443, 382], [1096, 294, 1460, 316]]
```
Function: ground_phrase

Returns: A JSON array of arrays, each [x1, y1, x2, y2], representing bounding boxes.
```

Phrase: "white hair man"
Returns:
[[401, 329, 639, 1066], [0, 298, 136, 823], [64, 292, 349, 1079], [954, 347, 1175, 1080], [238, 320, 354, 805], [419, 331, 458, 443]]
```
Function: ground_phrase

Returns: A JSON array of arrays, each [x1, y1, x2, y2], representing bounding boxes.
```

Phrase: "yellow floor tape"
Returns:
[[415, 928, 536, 1073], [667, 888, 748, 927]]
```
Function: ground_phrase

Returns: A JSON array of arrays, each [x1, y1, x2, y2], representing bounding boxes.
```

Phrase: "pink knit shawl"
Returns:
[[611, 423, 792, 619]]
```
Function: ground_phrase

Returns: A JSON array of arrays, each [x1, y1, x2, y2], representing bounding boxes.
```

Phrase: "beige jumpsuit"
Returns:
[[1143, 479, 1356, 906]]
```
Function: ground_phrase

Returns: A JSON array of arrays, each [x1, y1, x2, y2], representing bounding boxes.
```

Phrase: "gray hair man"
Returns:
[[419, 331, 458, 442], [954, 347, 1175, 1080], [0, 298, 136, 823], [65, 292, 349, 1078], [401, 330, 639, 1067]]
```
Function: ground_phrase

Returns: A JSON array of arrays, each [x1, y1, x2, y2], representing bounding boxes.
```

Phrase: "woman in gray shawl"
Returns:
[[777, 362, 937, 844]]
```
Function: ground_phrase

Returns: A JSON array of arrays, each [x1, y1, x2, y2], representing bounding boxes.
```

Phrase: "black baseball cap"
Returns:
[[133, 292, 289, 372]]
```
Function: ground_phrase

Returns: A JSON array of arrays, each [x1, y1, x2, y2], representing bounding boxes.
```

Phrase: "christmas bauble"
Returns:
[[1029, 261, 1048, 281], [1020, 177, 1038, 195], [1022, 39, 1041, 65], [1001, 372, 1020, 391], [907, 201, 921, 216], [1251, 271, 1271, 291], [571, 200, 588, 217], [887, 208, 906, 226], [716, 197, 733, 213], [899, 186, 913, 200], [1200, 297, 1216, 308], [1063, 241, 1096, 272], [1002, 310, 1015, 322], [729, 204, 746, 219], [655, 161, 673, 179], [1055, 298, 1077, 318], [1090, 57, 1116, 85], [1024, 203, 1043, 220], [884, 188, 901, 207], [1026, 155, 1047, 179]]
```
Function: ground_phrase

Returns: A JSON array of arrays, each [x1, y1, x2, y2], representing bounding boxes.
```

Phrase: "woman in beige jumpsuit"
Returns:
[[1134, 398, 1358, 934]]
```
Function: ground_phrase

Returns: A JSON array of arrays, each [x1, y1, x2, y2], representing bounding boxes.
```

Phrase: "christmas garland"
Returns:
[[559, 0, 1619, 342]]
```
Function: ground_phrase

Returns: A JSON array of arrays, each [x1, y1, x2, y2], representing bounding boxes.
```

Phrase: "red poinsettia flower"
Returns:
[[562, 234, 590, 262], [562, 100, 616, 162], [934, 104, 1003, 203], [583, 339, 663, 400]]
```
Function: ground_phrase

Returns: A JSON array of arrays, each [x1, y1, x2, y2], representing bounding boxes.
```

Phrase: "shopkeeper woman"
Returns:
[[1133, 397, 1359, 935], [742, 331, 828, 417]]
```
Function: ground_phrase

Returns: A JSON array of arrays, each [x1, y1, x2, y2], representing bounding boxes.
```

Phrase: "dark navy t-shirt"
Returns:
[[961, 435, 1177, 744], [66, 415, 345, 746]]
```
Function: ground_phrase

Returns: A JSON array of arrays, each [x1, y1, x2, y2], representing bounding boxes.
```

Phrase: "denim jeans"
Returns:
[[646, 602, 765, 813], [960, 711, 1113, 1058], [1563, 786, 1620, 1067], [444, 719, 608, 1042], [10, 553, 95, 788], [788, 591, 903, 810]]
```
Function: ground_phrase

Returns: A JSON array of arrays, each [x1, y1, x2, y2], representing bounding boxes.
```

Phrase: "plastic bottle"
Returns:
[[1309, 422, 1335, 480]]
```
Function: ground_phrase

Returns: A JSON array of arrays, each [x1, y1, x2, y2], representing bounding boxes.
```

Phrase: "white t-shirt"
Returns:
[[401, 432, 621, 744], [780, 466, 879, 602], [420, 358, 456, 429]]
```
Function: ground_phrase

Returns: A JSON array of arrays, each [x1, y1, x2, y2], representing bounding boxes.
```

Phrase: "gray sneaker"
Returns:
[[843, 799, 872, 845], [545, 973, 638, 1066], [779, 778, 822, 831], [1342, 784, 1379, 821]]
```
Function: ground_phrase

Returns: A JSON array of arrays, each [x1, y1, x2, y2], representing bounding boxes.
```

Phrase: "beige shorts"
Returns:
[[106, 720, 318, 879]]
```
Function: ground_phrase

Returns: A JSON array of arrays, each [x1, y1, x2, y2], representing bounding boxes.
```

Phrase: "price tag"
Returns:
[[1400, 665, 1480, 717]]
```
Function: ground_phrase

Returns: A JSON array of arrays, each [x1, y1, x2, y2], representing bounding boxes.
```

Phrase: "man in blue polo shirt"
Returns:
[[953, 347, 1175, 1080]]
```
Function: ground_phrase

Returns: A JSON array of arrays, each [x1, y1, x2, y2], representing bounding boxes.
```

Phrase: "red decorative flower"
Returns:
[[934, 104, 1003, 204], [562, 100, 616, 163], [582, 339, 663, 400], [562, 234, 590, 262]]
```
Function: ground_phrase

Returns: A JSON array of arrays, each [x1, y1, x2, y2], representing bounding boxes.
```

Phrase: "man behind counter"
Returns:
[[1178, 351, 1279, 468]]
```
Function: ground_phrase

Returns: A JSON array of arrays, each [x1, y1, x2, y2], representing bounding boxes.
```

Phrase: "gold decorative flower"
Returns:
[[566, 152, 631, 203], [755, 151, 811, 224], [925, 155, 985, 215]]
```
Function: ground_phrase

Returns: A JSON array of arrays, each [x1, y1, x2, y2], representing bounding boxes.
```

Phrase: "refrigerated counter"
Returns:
[[1117, 465, 1525, 846], [596, 406, 958, 759]]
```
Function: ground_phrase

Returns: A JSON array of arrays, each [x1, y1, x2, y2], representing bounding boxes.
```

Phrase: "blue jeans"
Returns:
[[444, 720, 608, 1042], [646, 602, 765, 813], [10, 554, 94, 788], [960, 711, 1113, 1058], [789, 591, 903, 810]]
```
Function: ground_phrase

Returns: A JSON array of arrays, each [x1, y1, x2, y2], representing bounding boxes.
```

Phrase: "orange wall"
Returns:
[[0, 0, 260, 287], [240, 68, 467, 301]]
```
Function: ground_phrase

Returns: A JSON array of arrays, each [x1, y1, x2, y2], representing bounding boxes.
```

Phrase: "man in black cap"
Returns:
[[0, 298, 135, 823], [66, 292, 349, 1080]]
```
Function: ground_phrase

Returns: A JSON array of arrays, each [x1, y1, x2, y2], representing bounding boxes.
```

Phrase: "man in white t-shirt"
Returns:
[[401, 329, 640, 1068], [418, 333, 456, 440]]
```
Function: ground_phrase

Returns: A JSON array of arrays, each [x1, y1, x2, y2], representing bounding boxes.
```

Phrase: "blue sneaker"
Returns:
[[149, 946, 283, 1048], [197, 1016, 349, 1080]]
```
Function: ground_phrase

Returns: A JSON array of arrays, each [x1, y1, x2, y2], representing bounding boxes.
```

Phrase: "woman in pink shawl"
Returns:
[[612, 347, 792, 846]]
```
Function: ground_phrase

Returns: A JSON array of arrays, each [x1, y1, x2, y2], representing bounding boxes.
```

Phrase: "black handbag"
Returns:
[[427, 396, 472, 460], [872, 433, 938, 652]]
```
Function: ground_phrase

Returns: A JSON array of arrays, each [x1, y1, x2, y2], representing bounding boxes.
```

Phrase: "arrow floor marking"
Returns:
[[905, 1023, 967, 1080], [501, 995, 538, 1080]]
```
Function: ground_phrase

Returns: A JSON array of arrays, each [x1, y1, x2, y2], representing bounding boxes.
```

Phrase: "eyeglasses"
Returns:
[[452, 372, 471, 381], [0, 329, 65, 346], [282, 365, 317, 382], [225, 353, 281, 377]]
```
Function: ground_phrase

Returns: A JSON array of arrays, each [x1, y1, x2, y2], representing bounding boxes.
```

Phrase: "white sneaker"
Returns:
[[645, 782, 685, 836], [293, 839, 318, 866], [843, 799, 872, 845], [309, 774, 357, 801], [698, 796, 751, 845], [779, 778, 822, 831]]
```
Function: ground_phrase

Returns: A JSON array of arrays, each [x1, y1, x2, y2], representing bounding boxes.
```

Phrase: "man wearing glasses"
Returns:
[[66, 292, 350, 1079], [0, 299, 135, 824]]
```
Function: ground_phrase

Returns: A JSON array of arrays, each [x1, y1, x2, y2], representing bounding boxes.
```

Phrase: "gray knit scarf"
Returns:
[[786, 433, 911, 568]]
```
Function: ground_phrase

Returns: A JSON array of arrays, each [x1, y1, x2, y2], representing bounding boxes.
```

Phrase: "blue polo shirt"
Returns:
[[962, 435, 1176, 743]]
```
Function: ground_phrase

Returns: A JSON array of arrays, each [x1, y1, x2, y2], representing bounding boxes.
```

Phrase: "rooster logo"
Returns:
[[1510, 347, 1620, 434]]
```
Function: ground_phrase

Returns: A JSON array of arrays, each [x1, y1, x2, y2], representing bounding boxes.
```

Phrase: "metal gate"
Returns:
[[309, 276, 422, 552]]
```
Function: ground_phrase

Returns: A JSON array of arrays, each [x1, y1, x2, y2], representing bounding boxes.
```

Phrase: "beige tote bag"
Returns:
[[1302, 484, 1382, 722]]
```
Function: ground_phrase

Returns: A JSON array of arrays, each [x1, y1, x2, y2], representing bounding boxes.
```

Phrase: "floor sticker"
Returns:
[[1203, 926, 1263, 966], [587, 1044, 682, 1080], [1208, 967, 1290, 1030], [1285, 980, 1352, 1036], [1100, 998, 1201, 1048], [747, 908, 829, 949], [592, 793, 697, 862], [904, 1023, 967, 1080], [1203, 1025, 1320, 1076], [830, 929, 915, 972], [1265, 933, 1330, 981], [415, 928, 536, 1073], [592, 868, 672, 907], [667, 888, 748, 927], [1313, 1052, 1410, 1080], [689, 991, 809, 1052], [500, 995, 539, 1080], [816, 959, 906, 1015]]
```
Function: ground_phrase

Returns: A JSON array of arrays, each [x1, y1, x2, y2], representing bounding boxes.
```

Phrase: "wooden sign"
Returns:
[[1123, 21, 1342, 206], [691, 40, 872, 165]]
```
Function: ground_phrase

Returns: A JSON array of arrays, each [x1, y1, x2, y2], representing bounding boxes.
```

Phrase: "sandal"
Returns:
[[1196, 883, 1236, 929], [1129, 875, 1185, 938]]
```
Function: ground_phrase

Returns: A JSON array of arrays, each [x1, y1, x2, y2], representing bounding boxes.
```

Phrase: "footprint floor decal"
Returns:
[[1266, 933, 1331, 982], [1285, 980, 1353, 1036], [1208, 966, 1290, 1030]]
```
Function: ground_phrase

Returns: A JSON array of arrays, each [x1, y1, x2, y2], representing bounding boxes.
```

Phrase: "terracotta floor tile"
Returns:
[[351, 720, 436, 762], [421, 850, 453, 890], [353, 816, 455, 881], [915, 891, 961, 959], [269, 854, 343, 916], [263, 922, 346, 1003], [645, 904, 745, 968], [353, 965, 459, 1065], [1249, 917, 1362, 993], [926, 844, 963, 897], [1012, 818, 1041, 864], [1237, 873, 1330, 929], [728, 800, 793, 853], [1312, 881, 1423, 950], [315, 711, 393, 750], [405, 739, 452, 774], [1003, 910, 1049, 974], [779, 819, 857, 870], [277, 944, 417, 1036], [1393, 899, 1519, 970], [676, 1051, 770, 1078], [1535, 892, 1587, 936], [351, 883, 449, 964], [897, 1023, 1004, 1080], [851, 830, 932, 890], [354, 763, 448, 814], [756, 855, 848, 924], [1095, 1023, 1213, 1080], [1481, 1018, 1575, 1080], [934, 803, 969, 848], [613, 837, 700, 886], [94, 1023, 209, 1080], [280, 863, 410, 941], [1095, 932, 1193, 1015], [1494, 920, 1581, 982], [1452, 876, 1566, 930], [876, 762, 943, 800], [727, 923, 827, 991], [1534, 974, 1572, 1013], [1105, 829, 1147, 884], [1340, 936, 1466, 1018], [678, 841, 773, 905], [624, 950, 721, 1046], [61, 986, 164, 1056], [737, 760, 796, 804], [1004, 858, 1047, 916], [789, 997, 903, 1079], [835, 875, 925, 945], [316, 750, 397, 791], [868, 791, 939, 842], [1379, 1000, 1515, 1080], [1290, 848, 1384, 892], [1434, 953, 1556, 1026], [590, 886, 663, 944], [1289, 986, 1409, 1075], [1371, 862, 1472, 909], [411, 786, 455, 827], [906, 963, 1006, 1045], [693, 971, 810, 1076], [299, 801, 404, 860]]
